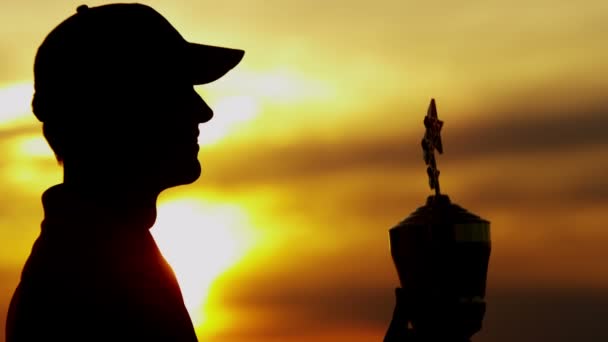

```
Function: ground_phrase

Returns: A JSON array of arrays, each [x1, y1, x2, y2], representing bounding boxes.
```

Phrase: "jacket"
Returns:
[[6, 184, 198, 342]]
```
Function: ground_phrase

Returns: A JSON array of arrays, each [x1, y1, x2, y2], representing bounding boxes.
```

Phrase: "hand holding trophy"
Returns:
[[384, 100, 491, 342]]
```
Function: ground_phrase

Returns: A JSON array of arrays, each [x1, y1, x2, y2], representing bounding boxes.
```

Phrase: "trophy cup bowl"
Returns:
[[389, 194, 491, 340]]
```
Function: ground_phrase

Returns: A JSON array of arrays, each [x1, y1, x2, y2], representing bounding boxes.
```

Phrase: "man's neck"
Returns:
[[57, 178, 161, 231]]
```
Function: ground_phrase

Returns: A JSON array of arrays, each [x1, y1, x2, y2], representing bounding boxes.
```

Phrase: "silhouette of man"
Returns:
[[6, 4, 243, 341]]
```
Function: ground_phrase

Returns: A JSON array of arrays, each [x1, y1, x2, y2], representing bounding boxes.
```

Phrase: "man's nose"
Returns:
[[194, 92, 213, 123]]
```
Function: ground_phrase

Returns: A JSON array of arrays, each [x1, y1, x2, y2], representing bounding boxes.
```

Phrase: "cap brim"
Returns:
[[187, 43, 244, 85]]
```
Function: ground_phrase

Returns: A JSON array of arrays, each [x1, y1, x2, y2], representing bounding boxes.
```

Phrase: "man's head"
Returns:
[[32, 3, 244, 191]]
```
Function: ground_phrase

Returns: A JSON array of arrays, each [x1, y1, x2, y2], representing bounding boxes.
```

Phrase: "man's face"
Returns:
[[110, 76, 213, 191]]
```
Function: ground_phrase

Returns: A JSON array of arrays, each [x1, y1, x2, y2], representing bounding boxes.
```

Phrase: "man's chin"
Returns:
[[180, 161, 202, 185], [162, 160, 201, 188]]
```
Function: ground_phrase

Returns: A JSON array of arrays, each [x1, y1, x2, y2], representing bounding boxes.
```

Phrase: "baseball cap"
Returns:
[[32, 3, 244, 122]]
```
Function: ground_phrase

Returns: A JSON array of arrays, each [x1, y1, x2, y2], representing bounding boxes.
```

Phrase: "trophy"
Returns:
[[384, 99, 491, 342]]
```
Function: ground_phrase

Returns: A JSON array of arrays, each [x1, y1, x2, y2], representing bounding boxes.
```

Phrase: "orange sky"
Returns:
[[1, 1, 608, 341]]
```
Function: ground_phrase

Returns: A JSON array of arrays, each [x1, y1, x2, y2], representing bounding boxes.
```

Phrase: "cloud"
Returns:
[[213, 275, 608, 342], [220, 285, 393, 339], [201, 105, 608, 191], [479, 290, 608, 342], [0, 125, 38, 140], [445, 106, 608, 161]]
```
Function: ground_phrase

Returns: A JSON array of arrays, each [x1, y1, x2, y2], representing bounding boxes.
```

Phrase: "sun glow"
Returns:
[[150, 198, 255, 333], [0, 82, 34, 128], [199, 95, 259, 145], [211, 68, 336, 103], [12, 134, 53, 158]]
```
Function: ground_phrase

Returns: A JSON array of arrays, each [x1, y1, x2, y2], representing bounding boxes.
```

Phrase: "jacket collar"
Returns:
[[41, 183, 157, 235]]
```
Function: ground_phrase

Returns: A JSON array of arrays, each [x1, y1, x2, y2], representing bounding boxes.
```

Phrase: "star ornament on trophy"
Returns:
[[384, 99, 492, 342], [422, 99, 443, 195]]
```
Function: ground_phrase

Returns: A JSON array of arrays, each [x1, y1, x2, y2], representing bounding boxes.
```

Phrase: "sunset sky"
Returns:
[[1, 0, 608, 341]]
